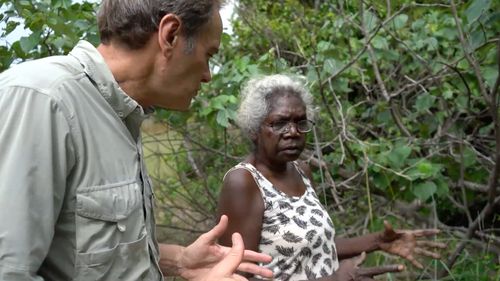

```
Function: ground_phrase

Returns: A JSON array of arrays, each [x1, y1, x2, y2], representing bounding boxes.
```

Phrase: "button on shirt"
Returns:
[[0, 41, 163, 280]]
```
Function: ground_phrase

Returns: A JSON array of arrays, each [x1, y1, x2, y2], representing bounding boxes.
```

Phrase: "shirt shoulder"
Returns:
[[0, 54, 85, 96]]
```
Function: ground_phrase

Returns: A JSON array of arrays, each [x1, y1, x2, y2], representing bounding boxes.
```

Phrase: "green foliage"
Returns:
[[0, 0, 98, 71]]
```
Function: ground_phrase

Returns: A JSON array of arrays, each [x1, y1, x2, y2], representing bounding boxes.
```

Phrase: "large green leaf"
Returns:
[[19, 30, 42, 53], [392, 14, 408, 30], [465, 0, 491, 24]]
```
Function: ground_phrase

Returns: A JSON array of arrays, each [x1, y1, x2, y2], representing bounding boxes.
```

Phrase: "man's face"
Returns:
[[154, 10, 223, 110]]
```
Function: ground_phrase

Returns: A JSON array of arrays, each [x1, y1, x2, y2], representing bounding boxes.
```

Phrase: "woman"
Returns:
[[217, 74, 445, 281]]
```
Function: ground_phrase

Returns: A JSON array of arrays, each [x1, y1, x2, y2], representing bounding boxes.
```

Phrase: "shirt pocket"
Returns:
[[75, 181, 150, 280]]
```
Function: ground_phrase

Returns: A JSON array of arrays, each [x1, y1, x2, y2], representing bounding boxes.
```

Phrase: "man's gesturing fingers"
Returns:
[[204, 233, 247, 281]]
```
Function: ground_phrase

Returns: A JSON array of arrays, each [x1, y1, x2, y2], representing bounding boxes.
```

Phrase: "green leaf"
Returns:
[[462, 147, 477, 168], [216, 110, 229, 127], [387, 145, 412, 168], [435, 178, 450, 197], [412, 181, 437, 201], [323, 58, 341, 76], [411, 19, 425, 30], [465, 0, 491, 24], [372, 172, 390, 191], [414, 93, 436, 112], [5, 21, 20, 35], [417, 161, 433, 175], [363, 11, 379, 32], [425, 37, 438, 51], [393, 14, 408, 29], [19, 31, 42, 54], [442, 89, 454, 100], [483, 66, 499, 89], [372, 36, 389, 50], [306, 65, 318, 83], [406, 160, 441, 180], [376, 109, 391, 124], [317, 41, 333, 53]]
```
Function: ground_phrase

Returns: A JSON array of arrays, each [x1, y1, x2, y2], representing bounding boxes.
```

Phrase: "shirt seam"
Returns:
[[3, 85, 81, 165]]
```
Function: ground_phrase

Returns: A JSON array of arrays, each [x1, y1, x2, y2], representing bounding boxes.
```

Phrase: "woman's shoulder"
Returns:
[[219, 162, 265, 212], [222, 162, 260, 192]]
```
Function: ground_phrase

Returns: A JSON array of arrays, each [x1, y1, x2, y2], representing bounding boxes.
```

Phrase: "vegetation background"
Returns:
[[1, 0, 499, 280]]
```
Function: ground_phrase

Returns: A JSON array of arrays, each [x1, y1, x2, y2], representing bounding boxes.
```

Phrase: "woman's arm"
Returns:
[[336, 222, 445, 268], [216, 168, 266, 277], [335, 234, 382, 260]]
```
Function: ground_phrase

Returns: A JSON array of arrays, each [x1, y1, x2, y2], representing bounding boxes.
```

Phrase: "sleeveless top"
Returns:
[[225, 162, 339, 280]]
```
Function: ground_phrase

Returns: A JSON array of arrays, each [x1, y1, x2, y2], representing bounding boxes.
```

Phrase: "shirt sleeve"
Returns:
[[0, 87, 76, 279]]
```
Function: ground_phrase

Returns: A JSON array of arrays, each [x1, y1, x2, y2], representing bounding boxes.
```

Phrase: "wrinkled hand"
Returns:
[[334, 252, 404, 281], [178, 215, 273, 281], [202, 233, 250, 281], [378, 220, 447, 268]]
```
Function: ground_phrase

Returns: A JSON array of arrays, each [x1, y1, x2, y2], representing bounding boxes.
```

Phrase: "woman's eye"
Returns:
[[273, 121, 288, 129]]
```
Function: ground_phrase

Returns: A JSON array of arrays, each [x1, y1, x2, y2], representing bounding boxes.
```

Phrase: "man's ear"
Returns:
[[158, 14, 181, 55]]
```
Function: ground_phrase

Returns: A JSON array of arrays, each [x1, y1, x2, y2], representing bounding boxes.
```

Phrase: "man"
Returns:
[[0, 0, 272, 280]]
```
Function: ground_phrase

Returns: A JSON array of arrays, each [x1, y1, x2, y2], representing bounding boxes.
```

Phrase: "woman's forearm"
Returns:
[[335, 232, 382, 260]]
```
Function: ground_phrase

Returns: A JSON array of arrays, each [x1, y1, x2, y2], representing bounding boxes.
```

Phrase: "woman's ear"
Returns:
[[158, 14, 181, 55], [250, 133, 258, 145]]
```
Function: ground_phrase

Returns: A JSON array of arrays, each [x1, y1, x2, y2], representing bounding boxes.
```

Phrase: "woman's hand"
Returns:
[[334, 252, 404, 281], [378, 220, 447, 268], [178, 215, 273, 281]]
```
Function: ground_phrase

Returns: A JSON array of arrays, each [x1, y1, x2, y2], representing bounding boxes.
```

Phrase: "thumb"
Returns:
[[354, 252, 366, 267], [226, 232, 245, 269], [383, 220, 397, 239], [201, 215, 229, 243]]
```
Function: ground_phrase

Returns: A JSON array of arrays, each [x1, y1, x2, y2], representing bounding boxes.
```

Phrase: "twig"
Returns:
[[450, 0, 490, 104], [475, 230, 500, 248], [359, 2, 412, 138], [442, 196, 500, 276]]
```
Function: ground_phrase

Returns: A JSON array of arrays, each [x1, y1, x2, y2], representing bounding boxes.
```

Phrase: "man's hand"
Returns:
[[178, 215, 273, 281], [202, 232, 250, 281], [378, 220, 447, 268], [334, 252, 404, 281]]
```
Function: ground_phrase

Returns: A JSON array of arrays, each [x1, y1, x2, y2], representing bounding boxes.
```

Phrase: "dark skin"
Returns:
[[217, 92, 446, 280]]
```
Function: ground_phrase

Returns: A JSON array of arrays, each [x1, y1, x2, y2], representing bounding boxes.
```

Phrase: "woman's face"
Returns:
[[255, 92, 308, 165]]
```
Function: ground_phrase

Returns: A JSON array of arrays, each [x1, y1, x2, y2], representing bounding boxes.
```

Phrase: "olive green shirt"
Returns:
[[0, 41, 163, 280]]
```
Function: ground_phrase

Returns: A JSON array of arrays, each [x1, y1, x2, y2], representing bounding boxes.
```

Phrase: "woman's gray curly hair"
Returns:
[[236, 74, 315, 139]]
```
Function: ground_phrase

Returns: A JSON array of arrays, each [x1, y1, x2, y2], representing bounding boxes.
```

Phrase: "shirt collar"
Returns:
[[68, 40, 154, 121]]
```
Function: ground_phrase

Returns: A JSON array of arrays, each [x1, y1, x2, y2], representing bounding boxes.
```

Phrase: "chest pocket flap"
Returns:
[[76, 181, 142, 222]]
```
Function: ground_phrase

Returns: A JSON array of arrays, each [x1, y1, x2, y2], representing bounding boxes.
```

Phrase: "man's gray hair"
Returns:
[[236, 74, 315, 139], [97, 0, 222, 50]]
